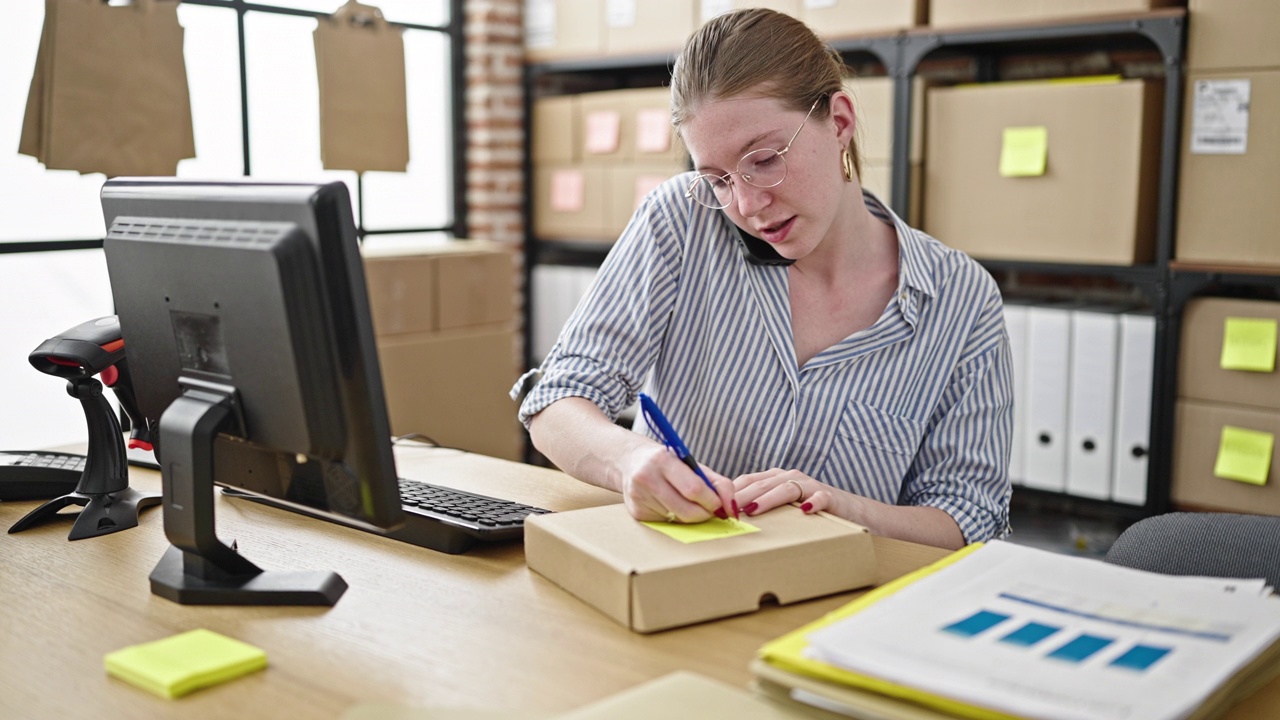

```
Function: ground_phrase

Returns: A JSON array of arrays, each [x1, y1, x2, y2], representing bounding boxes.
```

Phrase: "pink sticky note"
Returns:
[[635, 109, 671, 153], [634, 174, 668, 210], [584, 111, 621, 154], [550, 170, 585, 212]]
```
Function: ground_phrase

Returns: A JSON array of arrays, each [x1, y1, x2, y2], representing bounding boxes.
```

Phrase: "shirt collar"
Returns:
[[863, 190, 937, 299]]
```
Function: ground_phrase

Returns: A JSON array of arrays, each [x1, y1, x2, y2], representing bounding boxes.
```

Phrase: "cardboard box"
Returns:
[[377, 327, 523, 461], [578, 90, 636, 165], [604, 0, 697, 56], [802, 0, 926, 38], [532, 95, 578, 164], [363, 242, 516, 336], [436, 250, 517, 331], [1179, 298, 1280, 410], [923, 78, 1163, 264], [929, 0, 1183, 28], [1176, 69, 1280, 266], [525, 504, 876, 633], [846, 76, 925, 164], [701, 0, 802, 24], [624, 87, 688, 166], [524, 0, 603, 62], [606, 163, 688, 237], [534, 164, 609, 240], [1172, 399, 1280, 515], [363, 252, 436, 336], [1188, 0, 1280, 71]]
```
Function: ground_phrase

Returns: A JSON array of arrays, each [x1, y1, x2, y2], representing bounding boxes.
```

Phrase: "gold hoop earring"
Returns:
[[841, 148, 856, 183]]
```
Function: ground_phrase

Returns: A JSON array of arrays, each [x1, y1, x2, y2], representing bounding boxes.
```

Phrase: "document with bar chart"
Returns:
[[805, 541, 1280, 720]]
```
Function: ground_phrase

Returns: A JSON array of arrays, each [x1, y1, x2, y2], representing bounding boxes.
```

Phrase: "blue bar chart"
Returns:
[[940, 608, 1175, 672]]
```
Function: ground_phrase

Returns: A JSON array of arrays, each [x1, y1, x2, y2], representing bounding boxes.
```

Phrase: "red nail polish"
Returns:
[[732, 499, 741, 519], [800, 502, 813, 513], [714, 507, 727, 519], [743, 502, 758, 515]]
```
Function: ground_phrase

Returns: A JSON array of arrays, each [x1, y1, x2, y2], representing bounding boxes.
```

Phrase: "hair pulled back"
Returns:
[[670, 8, 861, 178]]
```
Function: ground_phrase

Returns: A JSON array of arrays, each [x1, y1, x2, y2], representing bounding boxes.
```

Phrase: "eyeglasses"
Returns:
[[685, 98, 821, 210]]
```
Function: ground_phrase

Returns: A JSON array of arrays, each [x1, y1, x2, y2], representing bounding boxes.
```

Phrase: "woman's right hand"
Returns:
[[618, 442, 738, 523]]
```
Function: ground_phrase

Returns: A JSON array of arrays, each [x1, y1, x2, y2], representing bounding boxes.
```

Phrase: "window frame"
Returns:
[[4, 0, 467, 256]]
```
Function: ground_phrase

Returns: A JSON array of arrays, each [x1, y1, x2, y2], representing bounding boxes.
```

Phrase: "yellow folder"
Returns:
[[753, 543, 1018, 720]]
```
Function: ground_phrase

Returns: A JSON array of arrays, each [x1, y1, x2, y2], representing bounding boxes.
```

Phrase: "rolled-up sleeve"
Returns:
[[512, 189, 686, 427]]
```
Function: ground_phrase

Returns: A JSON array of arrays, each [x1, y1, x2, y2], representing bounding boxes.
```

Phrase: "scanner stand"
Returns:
[[7, 377, 161, 540], [148, 380, 346, 606]]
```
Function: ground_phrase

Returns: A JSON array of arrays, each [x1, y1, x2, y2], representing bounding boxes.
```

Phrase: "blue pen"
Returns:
[[638, 392, 719, 497]]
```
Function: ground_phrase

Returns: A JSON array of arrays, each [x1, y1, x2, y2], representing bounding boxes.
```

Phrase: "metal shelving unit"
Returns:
[[520, 11, 1189, 516], [892, 11, 1186, 518]]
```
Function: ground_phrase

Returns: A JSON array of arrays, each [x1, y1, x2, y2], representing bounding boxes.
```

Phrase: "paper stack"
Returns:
[[754, 541, 1280, 720]]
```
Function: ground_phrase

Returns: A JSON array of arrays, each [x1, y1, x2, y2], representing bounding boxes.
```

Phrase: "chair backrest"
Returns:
[[1104, 512, 1280, 587]]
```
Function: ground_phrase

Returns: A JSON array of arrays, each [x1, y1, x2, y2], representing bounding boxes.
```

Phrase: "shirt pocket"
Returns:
[[825, 402, 926, 504]]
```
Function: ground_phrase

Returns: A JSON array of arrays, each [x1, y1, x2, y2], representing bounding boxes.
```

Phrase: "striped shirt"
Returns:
[[515, 174, 1013, 542]]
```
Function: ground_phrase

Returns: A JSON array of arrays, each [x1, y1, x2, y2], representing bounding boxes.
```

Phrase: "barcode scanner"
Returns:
[[8, 316, 161, 540], [28, 316, 155, 452]]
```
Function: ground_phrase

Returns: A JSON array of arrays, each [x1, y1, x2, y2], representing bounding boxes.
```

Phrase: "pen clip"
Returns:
[[639, 393, 688, 457]]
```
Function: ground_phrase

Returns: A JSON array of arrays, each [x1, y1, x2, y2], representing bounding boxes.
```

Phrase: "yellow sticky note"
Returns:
[[105, 629, 267, 699], [642, 517, 760, 543], [999, 126, 1048, 177], [1221, 317, 1278, 372], [1214, 425, 1274, 486]]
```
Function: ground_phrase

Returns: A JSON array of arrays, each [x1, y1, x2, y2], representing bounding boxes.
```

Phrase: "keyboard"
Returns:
[[222, 478, 552, 555], [386, 478, 552, 554], [0, 451, 86, 501]]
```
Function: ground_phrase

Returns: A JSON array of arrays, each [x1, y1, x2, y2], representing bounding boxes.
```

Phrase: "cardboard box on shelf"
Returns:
[[578, 90, 634, 165], [574, 88, 688, 167], [625, 87, 687, 166], [923, 78, 1163, 264], [1172, 399, 1280, 516], [1178, 297, 1280, 411], [802, 0, 926, 38], [1176, 69, 1280, 267], [526, 504, 876, 633], [929, 0, 1184, 29], [846, 76, 925, 165], [700, 0, 802, 24], [604, 0, 697, 56], [534, 164, 609, 240], [1187, 0, 1280, 72], [377, 327, 524, 461], [532, 95, 578, 165], [524, 0, 603, 62]]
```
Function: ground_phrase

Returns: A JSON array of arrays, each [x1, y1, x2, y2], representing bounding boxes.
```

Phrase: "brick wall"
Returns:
[[464, 0, 524, 246]]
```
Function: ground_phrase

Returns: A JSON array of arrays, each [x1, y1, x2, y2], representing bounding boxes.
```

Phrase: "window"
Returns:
[[0, 0, 463, 445]]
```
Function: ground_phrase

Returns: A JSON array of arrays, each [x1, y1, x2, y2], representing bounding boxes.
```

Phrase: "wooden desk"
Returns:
[[2, 446, 1276, 718]]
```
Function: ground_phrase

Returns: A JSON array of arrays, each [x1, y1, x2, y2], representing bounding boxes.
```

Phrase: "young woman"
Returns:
[[513, 9, 1012, 549]]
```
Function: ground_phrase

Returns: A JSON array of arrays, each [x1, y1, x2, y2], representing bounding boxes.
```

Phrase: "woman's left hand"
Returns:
[[732, 468, 967, 549], [732, 467, 834, 517]]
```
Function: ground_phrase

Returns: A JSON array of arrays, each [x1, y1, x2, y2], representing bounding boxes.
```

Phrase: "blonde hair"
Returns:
[[670, 8, 861, 179]]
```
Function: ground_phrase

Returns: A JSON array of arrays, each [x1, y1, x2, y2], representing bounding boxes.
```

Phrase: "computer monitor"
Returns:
[[101, 178, 405, 606]]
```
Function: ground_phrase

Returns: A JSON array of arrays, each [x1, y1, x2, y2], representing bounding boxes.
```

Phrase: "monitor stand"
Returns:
[[148, 379, 347, 606], [7, 376, 161, 539]]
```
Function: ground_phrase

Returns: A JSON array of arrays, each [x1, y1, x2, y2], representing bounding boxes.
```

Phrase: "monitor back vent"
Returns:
[[107, 218, 297, 248]]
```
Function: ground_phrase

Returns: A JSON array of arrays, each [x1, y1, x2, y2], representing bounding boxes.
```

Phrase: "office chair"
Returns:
[[1104, 512, 1280, 587]]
